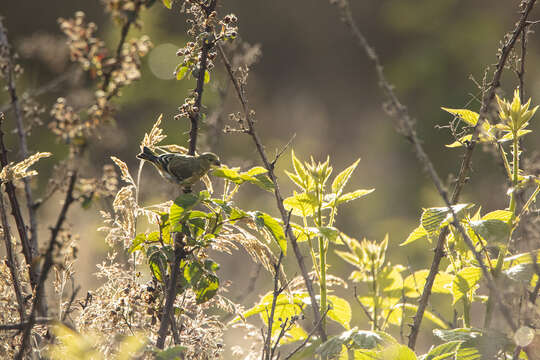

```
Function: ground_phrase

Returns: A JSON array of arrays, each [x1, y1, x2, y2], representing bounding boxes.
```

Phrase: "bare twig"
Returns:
[[15, 171, 77, 360], [0, 17, 38, 264], [0, 318, 53, 331], [218, 43, 327, 341], [263, 252, 284, 360], [0, 115, 36, 286], [0, 66, 80, 114], [0, 176, 26, 322], [284, 308, 330, 360], [332, 0, 535, 349], [102, 0, 143, 93]]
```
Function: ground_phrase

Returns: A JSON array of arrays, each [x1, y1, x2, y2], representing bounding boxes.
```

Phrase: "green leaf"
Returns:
[[161, 0, 172, 9], [194, 273, 219, 304], [175, 65, 188, 80], [446, 134, 472, 148], [481, 210, 512, 222], [421, 204, 471, 236], [170, 193, 201, 229], [441, 107, 479, 126], [403, 270, 453, 297], [212, 166, 274, 191], [147, 246, 167, 282], [452, 267, 482, 304], [284, 192, 318, 217], [433, 328, 482, 343], [380, 344, 417, 360], [287, 151, 313, 190], [332, 158, 360, 195], [469, 219, 509, 245], [400, 225, 429, 246], [204, 70, 210, 84], [504, 263, 536, 282], [316, 329, 386, 358], [252, 212, 287, 255], [156, 345, 187, 360], [423, 341, 461, 360], [337, 189, 375, 204], [327, 295, 352, 329], [129, 233, 147, 253]]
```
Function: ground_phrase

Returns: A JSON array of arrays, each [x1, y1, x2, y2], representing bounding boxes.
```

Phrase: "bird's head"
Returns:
[[199, 152, 221, 168]]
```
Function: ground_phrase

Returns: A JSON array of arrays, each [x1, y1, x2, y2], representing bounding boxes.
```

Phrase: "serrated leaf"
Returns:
[[452, 267, 482, 304], [421, 204, 471, 236], [401, 225, 429, 246], [284, 192, 318, 217], [423, 341, 461, 360], [441, 107, 479, 126], [380, 344, 417, 360], [170, 193, 201, 230], [337, 189, 375, 204], [129, 233, 147, 253], [481, 210, 512, 222], [433, 328, 482, 342], [469, 219, 509, 244], [252, 212, 287, 255], [332, 158, 360, 194], [504, 263, 535, 282], [291, 151, 310, 189], [327, 295, 351, 329]]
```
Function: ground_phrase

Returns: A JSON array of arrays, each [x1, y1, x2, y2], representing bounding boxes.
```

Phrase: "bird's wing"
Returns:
[[167, 155, 197, 183]]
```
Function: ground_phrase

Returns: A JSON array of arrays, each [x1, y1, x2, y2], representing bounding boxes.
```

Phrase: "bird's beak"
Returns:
[[213, 160, 221, 167]]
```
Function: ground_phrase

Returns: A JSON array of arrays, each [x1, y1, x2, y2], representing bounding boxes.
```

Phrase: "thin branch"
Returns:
[[0, 318, 53, 331], [156, 232, 185, 349], [0, 66, 80, 114], [284, 308, 330, 360], [0, 18, 38, 262], [0, 17, 38, 262], [0, 114, 36, 286], [15, 171, 77, 360], [218, 43, 327, 342], [0, 178, 26, 322], [187, 0, 218, 155], [331, 0, 536, 349], [264, 252, 284, 360], [101, 0, 143, 93]]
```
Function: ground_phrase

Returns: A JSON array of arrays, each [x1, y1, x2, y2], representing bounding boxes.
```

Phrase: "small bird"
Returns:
[[137, 146, 221, 187]]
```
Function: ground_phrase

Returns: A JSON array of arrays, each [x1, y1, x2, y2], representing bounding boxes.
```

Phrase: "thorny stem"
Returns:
[[0, 18, 38, 267], [218, 43, 327, 342], [332, 0, 534, 349], [15, 172, 77, 360]]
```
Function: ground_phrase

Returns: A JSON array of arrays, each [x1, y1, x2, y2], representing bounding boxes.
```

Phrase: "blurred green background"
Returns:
[[2, 0, 540, 353]]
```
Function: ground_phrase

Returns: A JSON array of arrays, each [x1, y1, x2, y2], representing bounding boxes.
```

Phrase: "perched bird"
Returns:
[[137, 146, 221, 187]]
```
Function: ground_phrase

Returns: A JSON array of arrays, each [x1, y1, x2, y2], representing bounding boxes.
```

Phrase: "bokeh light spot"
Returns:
[[514, 326, 535, 347], [148, 43, 179, 80]]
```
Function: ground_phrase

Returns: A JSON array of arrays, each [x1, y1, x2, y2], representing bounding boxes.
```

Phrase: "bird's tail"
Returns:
[[137, 146, 159, 163]]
